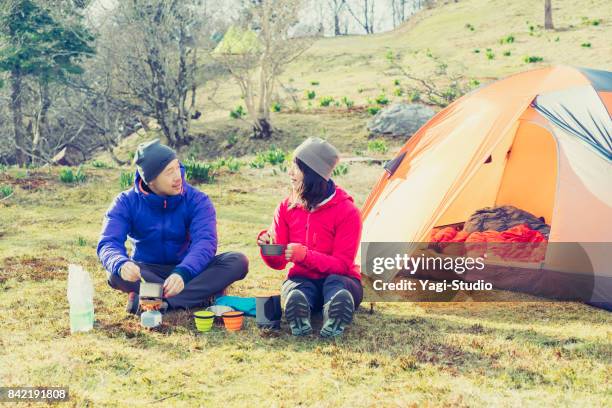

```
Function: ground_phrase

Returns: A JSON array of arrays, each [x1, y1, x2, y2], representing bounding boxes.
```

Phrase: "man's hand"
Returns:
[[285, 243, 307, 263], [257, 230, 273, 245], [163, 273, 185, 298], [120, 261, 141, 282]]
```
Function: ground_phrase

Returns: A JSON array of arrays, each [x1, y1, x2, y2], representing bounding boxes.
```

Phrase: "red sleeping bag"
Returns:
[[430, 224, 547, 262]]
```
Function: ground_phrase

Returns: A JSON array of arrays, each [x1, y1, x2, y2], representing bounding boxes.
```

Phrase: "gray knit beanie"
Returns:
[[133, 139, 177, 184], [293, 137, 339, 181]]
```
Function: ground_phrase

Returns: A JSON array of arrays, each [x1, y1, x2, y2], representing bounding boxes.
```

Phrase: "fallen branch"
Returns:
[[0, 192, 15, 201], [152, 392, 180, 404]]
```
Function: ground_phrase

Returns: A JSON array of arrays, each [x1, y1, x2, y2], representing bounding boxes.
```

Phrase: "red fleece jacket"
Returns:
[[259, 186, 362, 281]]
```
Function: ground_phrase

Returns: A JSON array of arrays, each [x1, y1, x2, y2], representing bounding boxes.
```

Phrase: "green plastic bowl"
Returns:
[[193, 310, 215, 332]]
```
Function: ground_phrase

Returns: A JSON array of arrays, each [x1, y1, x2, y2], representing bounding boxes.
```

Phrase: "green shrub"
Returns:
[[341, 96, 354, 109], [465, 23, 475, 31], [91, 160, 110, 168], [319, 96, 334, 107], [210, 158, 226, 170], [76, 236, 87, 247], [271, 102, 282, 112], [261, 146, 286, 165], [119, 171, 133, 190], [473, 49, 480, 53], [226, 157, 242, 173], [0, 184, 13, 199], [305, 90, 316, 100], [357, 87, 364, 93], [375, 94, 389, 105], [503, 50, 512, 56], [486, 49, 495, 60], [184, 160, 216, 183], [469, 79, 481, 88], [368, 140, 388, 154], [310, 80, 320, 86], [367, 106, 380, 115], [581, 42, 591, 48], [523, 55, 544, 63], [229, 105, 246, 119], [393, 79, 400, 86], [249, 155, 266, 169], [59, 166, 86, 184], [332, 163, 349, 177], [408, 89, 420, 102], [500, 35, 515, 44], [394, 87, 403, 96], [581, 17, 601, 26]]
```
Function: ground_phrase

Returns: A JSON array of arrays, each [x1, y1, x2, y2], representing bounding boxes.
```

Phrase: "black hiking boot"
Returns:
[[284, 289, 312, 336], [320, 289, 355, 338]]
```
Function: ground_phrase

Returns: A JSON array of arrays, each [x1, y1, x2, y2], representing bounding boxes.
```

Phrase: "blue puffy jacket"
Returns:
[[96, 164, 217, 284]]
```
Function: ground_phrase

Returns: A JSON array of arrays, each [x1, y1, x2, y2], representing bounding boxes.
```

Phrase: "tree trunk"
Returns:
[[334, 13, 341, 35], [10, 69, 28, 166], [254, 117, 272, 139], [544, 0, 554, 30], [32, 79, 51, 163]]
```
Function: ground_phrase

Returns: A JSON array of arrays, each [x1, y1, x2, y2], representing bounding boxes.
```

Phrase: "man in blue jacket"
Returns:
[[97, 139, 248, 314]]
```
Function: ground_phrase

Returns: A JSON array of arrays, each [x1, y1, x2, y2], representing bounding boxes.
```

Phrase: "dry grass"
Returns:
[[0, 163, 610, 407]]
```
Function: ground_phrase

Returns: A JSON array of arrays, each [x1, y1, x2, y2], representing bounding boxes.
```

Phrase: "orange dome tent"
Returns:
[[360, 66, 612, 309]]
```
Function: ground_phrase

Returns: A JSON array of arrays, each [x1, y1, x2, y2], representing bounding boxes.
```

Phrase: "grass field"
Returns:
[[0, 163, 610, 407]]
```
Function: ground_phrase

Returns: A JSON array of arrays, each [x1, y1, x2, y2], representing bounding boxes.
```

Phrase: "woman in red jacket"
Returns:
[[257, 138, 363, 337]]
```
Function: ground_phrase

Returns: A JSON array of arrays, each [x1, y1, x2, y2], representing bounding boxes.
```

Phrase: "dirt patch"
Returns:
[[0, 172, 51, 191], [97, 319, 144, 339], [181, 126, 303, 160], [97, 309, 196, 339], [413, 343, 466, 366], [0, 256, 68, 283]]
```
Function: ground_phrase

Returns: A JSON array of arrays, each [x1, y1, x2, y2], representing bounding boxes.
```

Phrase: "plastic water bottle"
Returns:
[[67, 264, 94, 333]]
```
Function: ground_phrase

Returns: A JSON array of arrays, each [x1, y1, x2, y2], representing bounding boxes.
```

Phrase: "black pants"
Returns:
[[281, 274, 363, 312], [107, 252, 248, 309]]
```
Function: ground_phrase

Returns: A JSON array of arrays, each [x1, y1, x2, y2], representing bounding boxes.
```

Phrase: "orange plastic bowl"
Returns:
[[222, 311, 244, 331]]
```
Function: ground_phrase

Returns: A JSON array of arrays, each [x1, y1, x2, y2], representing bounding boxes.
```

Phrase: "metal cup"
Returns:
[[256, 295, 282, 330]]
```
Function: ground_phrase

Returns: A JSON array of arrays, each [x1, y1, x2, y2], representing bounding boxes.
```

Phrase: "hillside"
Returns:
[[196, 0, 612, 121], [97, 0, 612, 164]]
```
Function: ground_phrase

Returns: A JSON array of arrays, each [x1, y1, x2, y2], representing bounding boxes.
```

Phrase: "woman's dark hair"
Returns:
[[295, 158, 328, 210]]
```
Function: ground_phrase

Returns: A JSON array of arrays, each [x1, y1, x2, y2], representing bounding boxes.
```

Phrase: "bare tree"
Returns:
[[345, 0, 375, 34], [328, 0, 346, 35], [213, 0, 314, 139], [544, 0, 554, 30], [112, 0, 204, 148], [391, 0, 409, 27], [384, 51, 474, 107]]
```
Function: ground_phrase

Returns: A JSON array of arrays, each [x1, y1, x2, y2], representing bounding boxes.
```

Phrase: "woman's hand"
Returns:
[[257, 230, 273, 245], [285, 243, 307, 263]]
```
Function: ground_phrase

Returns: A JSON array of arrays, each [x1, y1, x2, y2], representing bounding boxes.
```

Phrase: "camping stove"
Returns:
[[139, 282, 164, 311]]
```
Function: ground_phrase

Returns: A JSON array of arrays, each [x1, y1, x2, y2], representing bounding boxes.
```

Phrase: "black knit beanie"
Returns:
[[133, 139, 177, 184]]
